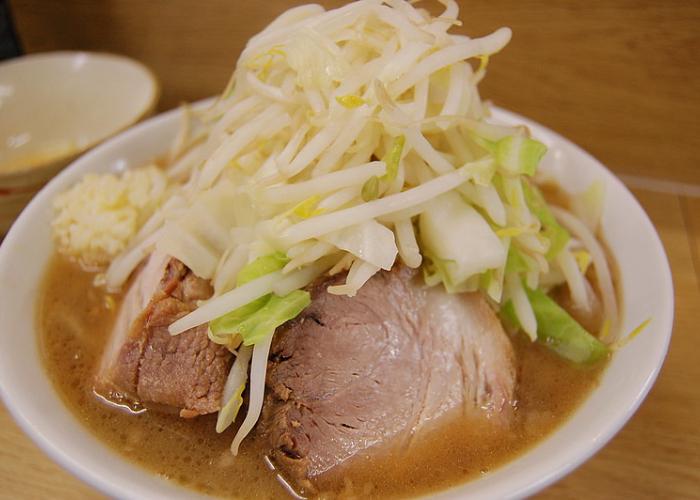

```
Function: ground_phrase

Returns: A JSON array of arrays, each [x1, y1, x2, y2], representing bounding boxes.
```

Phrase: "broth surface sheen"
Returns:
[[39, 254, 606, 499]]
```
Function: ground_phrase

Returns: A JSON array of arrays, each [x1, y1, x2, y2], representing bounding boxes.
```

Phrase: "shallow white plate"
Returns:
[[0, 51, 159, 234], [0, 102, 673, 499], [0, 51, 158, 178]]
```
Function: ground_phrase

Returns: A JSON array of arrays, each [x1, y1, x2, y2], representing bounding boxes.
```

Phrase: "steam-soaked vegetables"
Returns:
[[502, 288, 609, 364], [50, 0, 620, 458]]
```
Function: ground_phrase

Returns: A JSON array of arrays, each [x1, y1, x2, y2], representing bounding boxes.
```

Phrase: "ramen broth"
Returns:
[[38, 254, 606, 499]]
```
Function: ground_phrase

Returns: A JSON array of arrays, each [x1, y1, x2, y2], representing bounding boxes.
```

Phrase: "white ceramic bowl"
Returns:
[[0, 51, 159, 234], [0, 103, 673, 499]]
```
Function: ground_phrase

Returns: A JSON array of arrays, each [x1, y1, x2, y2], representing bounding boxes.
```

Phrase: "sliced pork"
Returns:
[[260, 267, 516, 488], [95, 252, 232, 417]]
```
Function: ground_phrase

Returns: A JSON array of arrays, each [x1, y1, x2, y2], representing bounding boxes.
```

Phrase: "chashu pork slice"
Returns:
[[95, 252, 232, 417], [260, 266, 516, 487]]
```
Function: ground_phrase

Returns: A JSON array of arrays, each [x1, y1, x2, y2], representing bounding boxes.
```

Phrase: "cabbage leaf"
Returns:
[[521, 180, 570, 259], [232, 290, 310, 346], [210, 252, 311, 345], [321, 219, 397, 270], [420, 192, 506, 290], [495, 135, 547, 176], [471, 134, 546, 176], [501, 287, 609, 364]]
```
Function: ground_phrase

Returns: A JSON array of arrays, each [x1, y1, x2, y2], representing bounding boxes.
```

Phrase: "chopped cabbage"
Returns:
[[321, 219, 398, 270], [209, 252, 310, 346], [423, 253, 467, 293], [470, 133, 546, 177], [419, 191, 506, 289], [526, 287, 609, 364], [209, 252, 311, 346], [208, 252, 287, 337], [521, 179, 570, 259], [495, 135, 547, 176], [501, 287, 609, 364], [225, 290, 311, 346], [505, 246, 529, 275], [505, 272, 537, 340], [217, 384, 245, 433], [216, 344, 252, 433], [236, 252, 289, 285], [327, 259, 379, 297]]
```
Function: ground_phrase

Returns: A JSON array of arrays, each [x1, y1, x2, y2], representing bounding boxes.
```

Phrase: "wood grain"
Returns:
[[2, 1, 700, 499], [681, 196, 700, 289], [0, 406, 99, 500]]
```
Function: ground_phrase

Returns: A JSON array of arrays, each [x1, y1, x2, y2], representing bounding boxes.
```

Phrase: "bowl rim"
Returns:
[[0, 50, 160, 181], [0, 102, 674, 499]]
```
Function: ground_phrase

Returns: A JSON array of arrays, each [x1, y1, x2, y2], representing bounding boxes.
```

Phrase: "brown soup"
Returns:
[[38, 254, 607, 499]]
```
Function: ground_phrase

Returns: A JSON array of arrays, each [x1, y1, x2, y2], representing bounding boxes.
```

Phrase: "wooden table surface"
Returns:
[[3, 1, 700, 498]]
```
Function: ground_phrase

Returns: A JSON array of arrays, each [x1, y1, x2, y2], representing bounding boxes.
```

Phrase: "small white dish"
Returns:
[[0, 51, 159, 234], [0, 102, 673, 499]]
